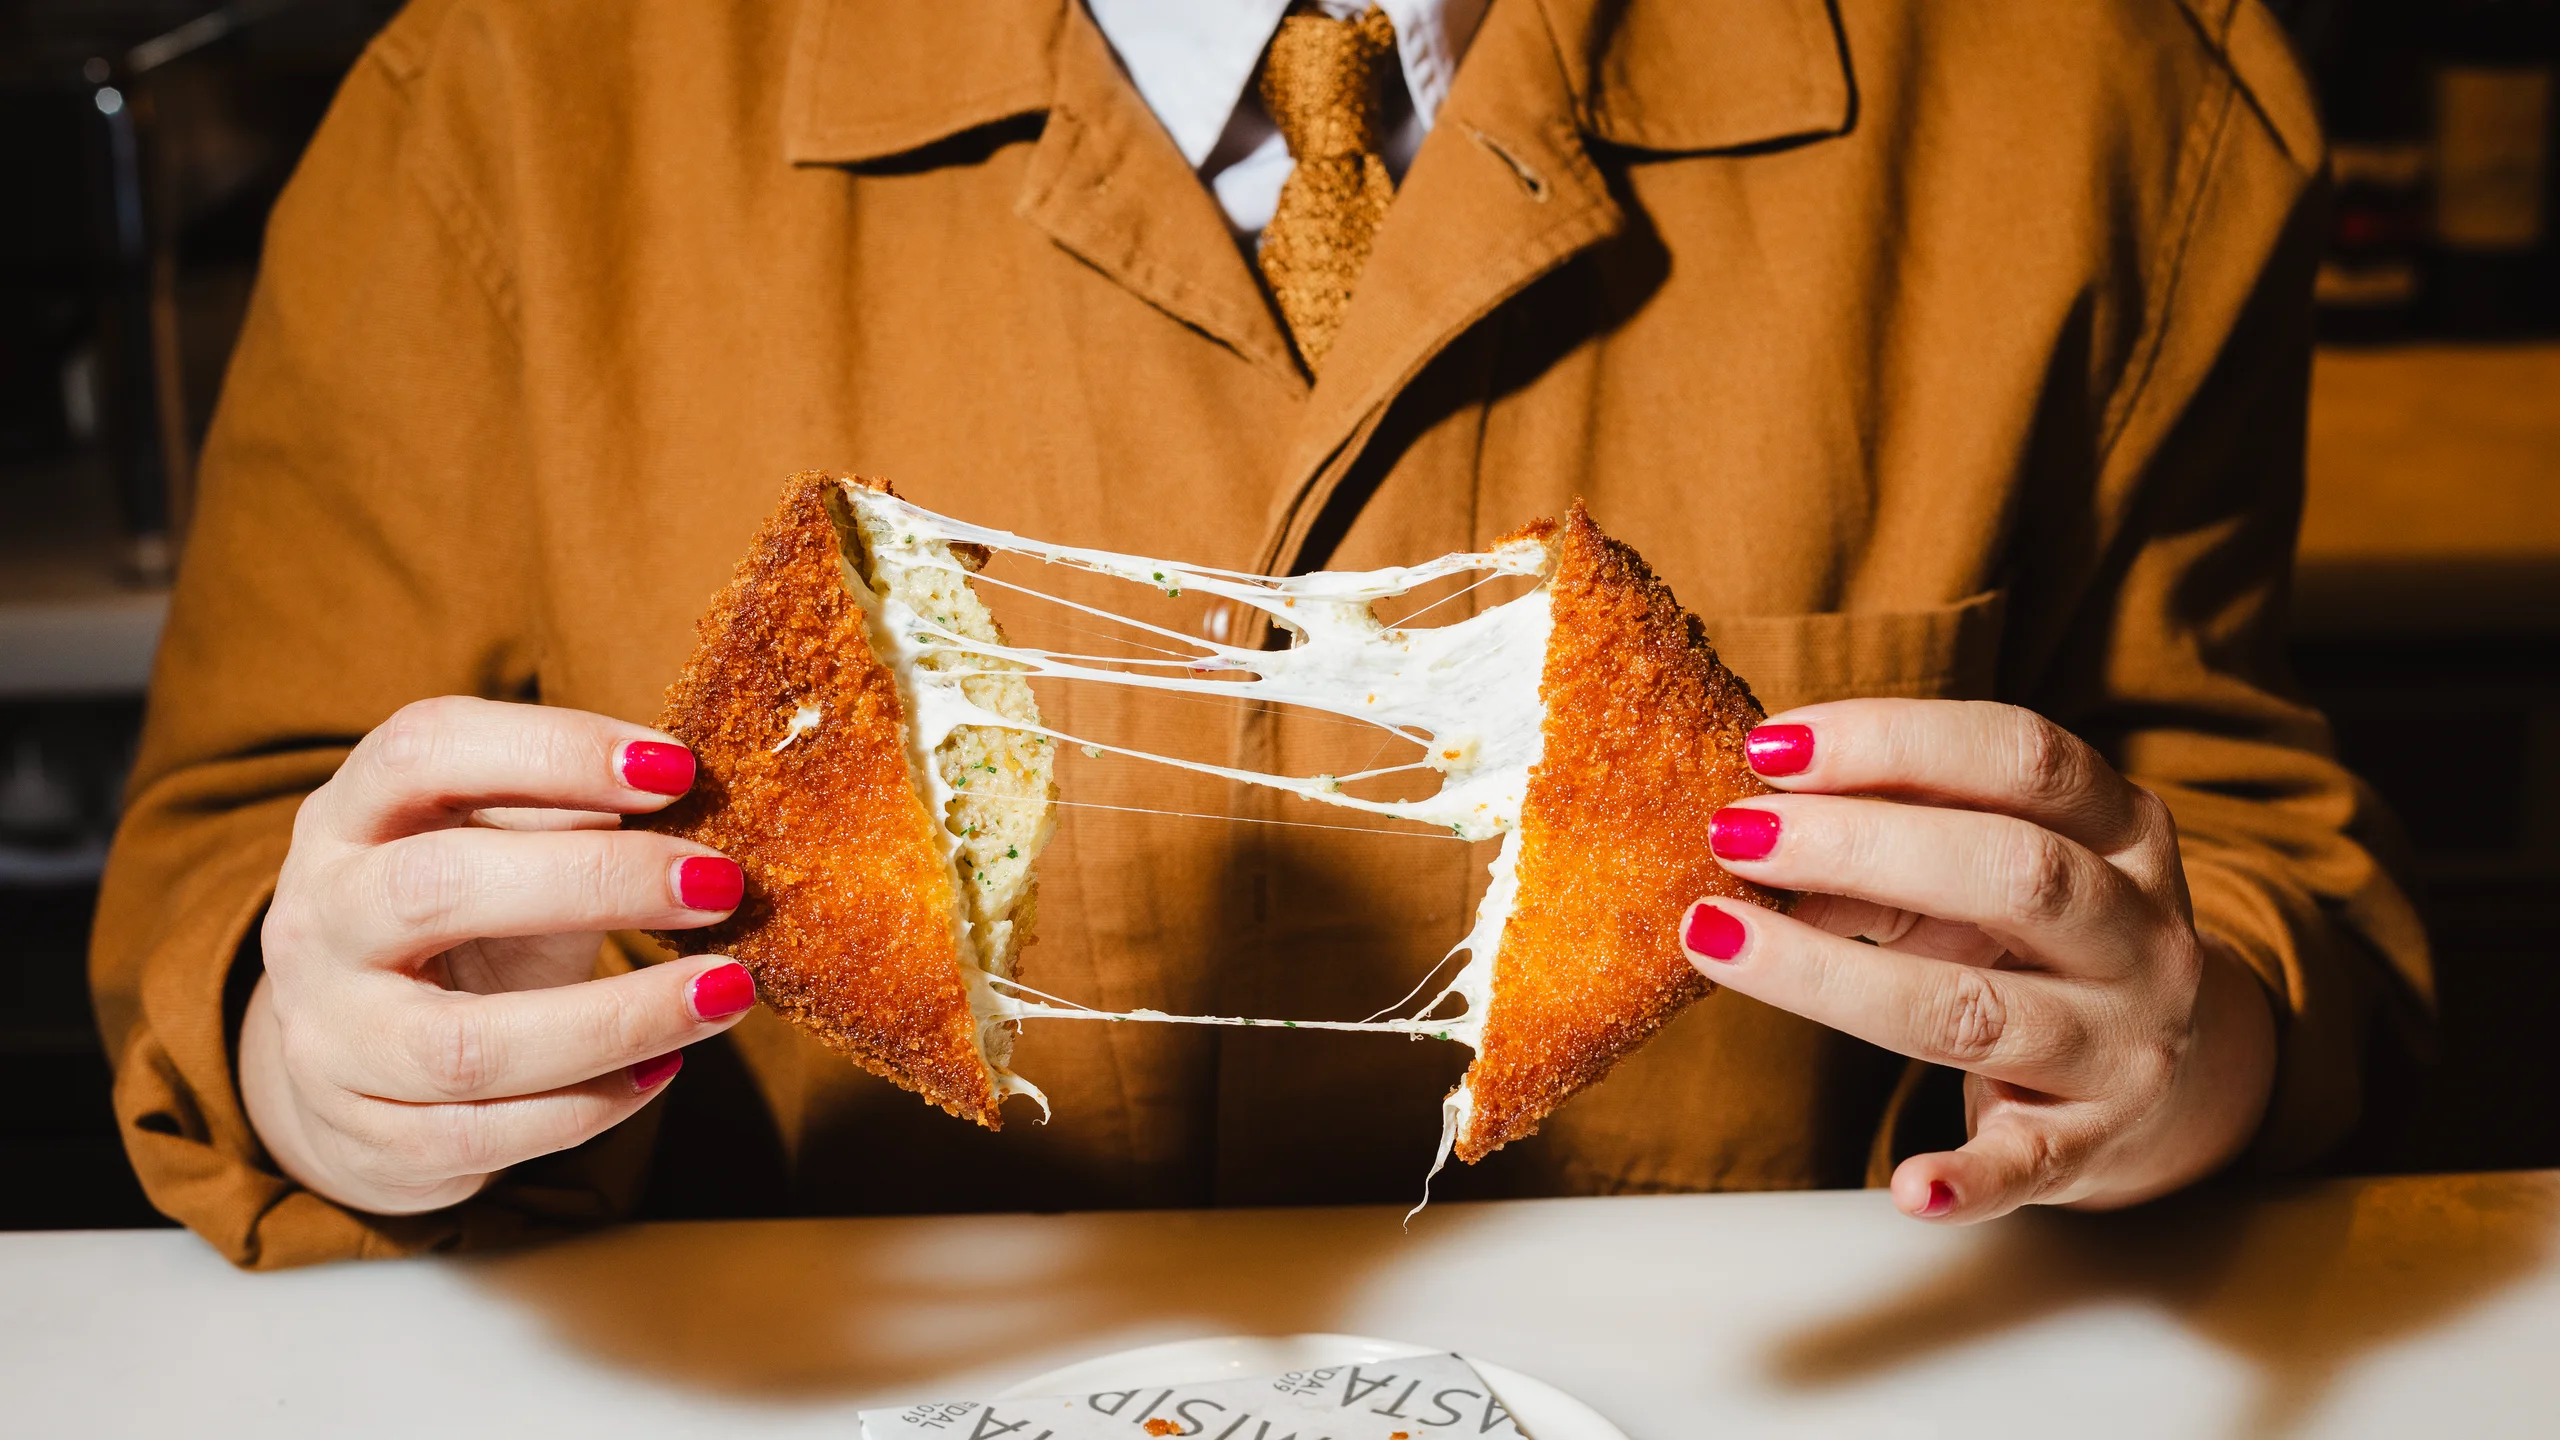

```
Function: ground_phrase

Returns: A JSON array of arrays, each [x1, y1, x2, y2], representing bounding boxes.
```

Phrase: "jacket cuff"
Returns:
[[2183, 851, 2396, 1174]]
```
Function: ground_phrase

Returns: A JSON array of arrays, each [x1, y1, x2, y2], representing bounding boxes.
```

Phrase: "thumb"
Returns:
[[1890, 1109, 2093, 1223]]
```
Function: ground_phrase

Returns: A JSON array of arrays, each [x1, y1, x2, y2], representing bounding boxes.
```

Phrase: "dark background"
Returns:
[[2, 0, 2555, 1230]]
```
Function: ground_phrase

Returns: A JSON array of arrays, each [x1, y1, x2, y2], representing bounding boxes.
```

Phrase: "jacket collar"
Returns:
[[1538, 0, 1856, 154], [780, 0, 1066, 165], [781, 0, 1853, 167], [780, 0, 1853, 572]]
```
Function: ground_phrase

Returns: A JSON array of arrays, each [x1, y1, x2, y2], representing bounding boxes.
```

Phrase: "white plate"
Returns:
[[999, 1333, 1629, 1440]]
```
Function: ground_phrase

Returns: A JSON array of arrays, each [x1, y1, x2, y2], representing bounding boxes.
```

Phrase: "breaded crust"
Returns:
[[640, 472, 1002, 1127], [1455, 503, 1789, 1161]]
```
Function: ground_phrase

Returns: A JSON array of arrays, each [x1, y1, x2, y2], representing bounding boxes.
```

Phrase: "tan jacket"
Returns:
[[95, 0, 2428, 1268]]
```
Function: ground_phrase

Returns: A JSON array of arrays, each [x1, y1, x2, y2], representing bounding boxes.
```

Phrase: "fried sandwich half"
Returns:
[[1448, 504, 1788, 1161], [640, 472, 1055, 1126]]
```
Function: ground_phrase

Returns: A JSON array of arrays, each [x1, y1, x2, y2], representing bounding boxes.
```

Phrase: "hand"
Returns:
[[1680, 698, 2276, 1223], [240, 696, 759, 1216]]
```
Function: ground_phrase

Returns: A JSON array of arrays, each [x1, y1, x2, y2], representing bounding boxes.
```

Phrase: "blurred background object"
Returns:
[[1, 0, 400, 1230], [5, 0, 400, 586], [2289, 0, 2560, 1177], [2301, 0, 2558, 341], [0, 0, 2553, 1229]]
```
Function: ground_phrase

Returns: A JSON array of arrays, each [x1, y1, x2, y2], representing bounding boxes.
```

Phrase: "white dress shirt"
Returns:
[[1085, 0, 1489, 238]]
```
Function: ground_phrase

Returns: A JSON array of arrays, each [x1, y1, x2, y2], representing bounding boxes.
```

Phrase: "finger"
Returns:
[[1705, 795, 2158, 972], [1743, 699, 2157, 857], [327, 828, 743, 968], [469, 807, 626, 832], [1678, 899, 2106, 1094], [1790, 894, 2008, 966], [308, 696, 697, 845], [344, 956, 756, 1103], [323, 1049, 691, 1196], [1889, 1109, 2099, 1223], [434, 930, 617, 997]]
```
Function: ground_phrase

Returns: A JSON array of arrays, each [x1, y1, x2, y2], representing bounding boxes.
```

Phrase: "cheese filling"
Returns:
[[838, 484, 1552, 1174]]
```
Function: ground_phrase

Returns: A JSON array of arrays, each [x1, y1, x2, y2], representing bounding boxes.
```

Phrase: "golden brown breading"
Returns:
[[640, 472, 1003, 1127], [1454, 503, 1789, 1162]]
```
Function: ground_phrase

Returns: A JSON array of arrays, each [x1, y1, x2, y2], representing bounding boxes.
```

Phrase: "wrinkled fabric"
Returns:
[[92, 0, 2429, 1269]]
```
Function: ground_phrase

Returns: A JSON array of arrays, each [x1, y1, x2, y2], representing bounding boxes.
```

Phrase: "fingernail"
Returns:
[[687, 961, 756, 1022], [1920, 1180, 1956, 1218], [1681, 902, 1747, 963], [629, 1051, 684, 1093], [676, 856, 744, 912], [1745, 724, 1814, 777], [621, 741, 696, 796], [1709, 806, 1781, 861]]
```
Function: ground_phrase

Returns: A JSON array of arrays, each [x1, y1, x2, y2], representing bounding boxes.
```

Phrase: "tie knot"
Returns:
[[1257, 5, 1399, 163]]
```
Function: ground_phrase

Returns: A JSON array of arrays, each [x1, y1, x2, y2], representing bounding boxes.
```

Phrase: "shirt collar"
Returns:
[[781, 0, 1852, 168], [1082, 0, 1491, 167]]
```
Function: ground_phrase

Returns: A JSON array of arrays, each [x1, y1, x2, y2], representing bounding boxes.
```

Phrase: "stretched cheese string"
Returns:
[[1030, 793, 1471, 840], [981, 973, 1462, 1039], [876, 566, 1552, 841]]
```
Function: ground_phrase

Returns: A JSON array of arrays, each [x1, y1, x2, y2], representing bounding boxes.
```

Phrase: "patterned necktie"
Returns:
[[1255, 5, 1400, 374]]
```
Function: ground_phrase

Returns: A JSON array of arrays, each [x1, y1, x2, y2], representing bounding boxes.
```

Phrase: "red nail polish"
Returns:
[[630, 1051, 684, 1093], [1681, 903, 1747, 962], [622, 741, 696, 796], [1920, 1180, 1956, 1218], [1709, 807, 1781, 861], [688, 961, 757, 1021], [676, 856, 744, 912], [1745, 724, 1813, 777]]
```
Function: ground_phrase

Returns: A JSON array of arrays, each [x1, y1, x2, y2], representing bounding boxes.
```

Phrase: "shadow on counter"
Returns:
[[1765, 1170, 2559, 1438], [460, 1198, 1479, 1400]]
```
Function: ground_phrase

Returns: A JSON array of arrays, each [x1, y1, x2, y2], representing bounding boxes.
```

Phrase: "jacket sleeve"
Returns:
[[91, 10, 656, 1268], [2002, 9, 2430, 1172]]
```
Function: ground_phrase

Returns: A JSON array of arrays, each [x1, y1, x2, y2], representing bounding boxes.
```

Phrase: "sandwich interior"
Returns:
[[828, 484, 1057, 1092]]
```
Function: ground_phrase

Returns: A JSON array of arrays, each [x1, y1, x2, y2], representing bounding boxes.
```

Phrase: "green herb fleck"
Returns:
[[1005, 846, 1018, 859]]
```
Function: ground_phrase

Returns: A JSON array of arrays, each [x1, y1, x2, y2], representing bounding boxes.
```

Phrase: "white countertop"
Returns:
[[5, 1171, 2557, 1438]]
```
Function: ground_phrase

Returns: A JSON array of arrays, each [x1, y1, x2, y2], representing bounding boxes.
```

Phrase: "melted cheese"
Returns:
[[840, 484, 1550, 1177]]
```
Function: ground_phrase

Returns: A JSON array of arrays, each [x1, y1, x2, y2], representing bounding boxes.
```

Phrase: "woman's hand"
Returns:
[[1682, 698, 2276, 1224], [240, 696, 758, 1216]]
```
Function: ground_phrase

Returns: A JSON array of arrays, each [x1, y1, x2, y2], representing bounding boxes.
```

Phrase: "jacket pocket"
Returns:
[[1704, 590, 2007, 715]]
